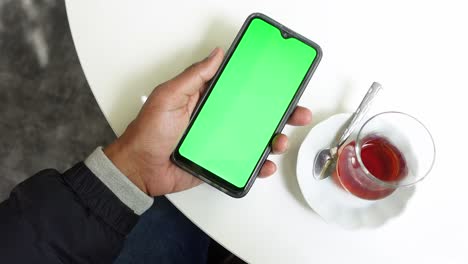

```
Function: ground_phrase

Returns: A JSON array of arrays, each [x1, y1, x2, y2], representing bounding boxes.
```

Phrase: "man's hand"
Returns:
[[104, 48, 312, 196]]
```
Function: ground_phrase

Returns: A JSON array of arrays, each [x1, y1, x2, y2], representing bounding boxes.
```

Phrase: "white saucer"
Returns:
[[296, 113, 416, 229]]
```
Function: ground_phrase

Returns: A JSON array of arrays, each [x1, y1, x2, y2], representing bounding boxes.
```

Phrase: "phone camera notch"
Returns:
[[281, 30, 290, 39]]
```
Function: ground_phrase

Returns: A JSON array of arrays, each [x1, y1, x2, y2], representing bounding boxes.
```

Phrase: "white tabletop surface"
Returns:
[[66, 1, 468, 263]]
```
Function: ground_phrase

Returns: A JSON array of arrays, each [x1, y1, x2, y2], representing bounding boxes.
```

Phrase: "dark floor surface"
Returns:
[[0, 0, 115, 201]]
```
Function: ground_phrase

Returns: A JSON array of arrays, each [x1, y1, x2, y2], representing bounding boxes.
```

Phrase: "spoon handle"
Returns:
[[337, 82, 382, 147]]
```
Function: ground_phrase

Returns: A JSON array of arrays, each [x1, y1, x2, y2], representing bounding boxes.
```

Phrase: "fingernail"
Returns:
[[208, 48, 218, 59]]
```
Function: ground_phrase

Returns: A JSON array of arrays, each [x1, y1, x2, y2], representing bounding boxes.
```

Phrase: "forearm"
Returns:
[[0, 149, 153, 263]]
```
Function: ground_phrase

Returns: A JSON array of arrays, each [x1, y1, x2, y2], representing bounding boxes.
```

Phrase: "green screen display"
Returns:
[[179, 18, 318, 188]]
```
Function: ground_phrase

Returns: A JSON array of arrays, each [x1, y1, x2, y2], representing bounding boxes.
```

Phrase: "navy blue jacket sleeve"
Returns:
[[0, 162, 139, 264]]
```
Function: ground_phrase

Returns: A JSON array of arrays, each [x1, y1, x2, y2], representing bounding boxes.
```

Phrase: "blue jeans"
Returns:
[[114, 196, 210, 264]]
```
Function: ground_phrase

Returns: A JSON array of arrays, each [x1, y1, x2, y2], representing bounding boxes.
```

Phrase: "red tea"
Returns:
[[336, 136, 408, 200]]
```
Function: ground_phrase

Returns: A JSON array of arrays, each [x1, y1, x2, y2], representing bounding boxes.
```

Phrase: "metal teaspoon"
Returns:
[[312, 82, 382, 180]]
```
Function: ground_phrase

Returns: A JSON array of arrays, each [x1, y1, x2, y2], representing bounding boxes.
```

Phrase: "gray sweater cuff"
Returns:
[[84, 147, 153, 215]]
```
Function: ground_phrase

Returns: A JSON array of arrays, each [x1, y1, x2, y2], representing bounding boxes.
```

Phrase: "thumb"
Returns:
[[169, 47, 224, 95]]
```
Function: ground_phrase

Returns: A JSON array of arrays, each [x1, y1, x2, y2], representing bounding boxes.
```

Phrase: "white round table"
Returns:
[[66, 1, 468, 263]]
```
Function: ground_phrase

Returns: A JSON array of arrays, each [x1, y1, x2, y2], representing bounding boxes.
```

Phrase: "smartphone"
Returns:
[[172, 13, 322, 198]]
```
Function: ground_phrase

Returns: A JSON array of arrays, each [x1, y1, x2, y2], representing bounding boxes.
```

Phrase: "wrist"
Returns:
[[104, 139, 149, 195]]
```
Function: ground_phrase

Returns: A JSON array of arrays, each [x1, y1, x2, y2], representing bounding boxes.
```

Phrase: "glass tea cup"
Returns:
[[334, 112, 435, 200]]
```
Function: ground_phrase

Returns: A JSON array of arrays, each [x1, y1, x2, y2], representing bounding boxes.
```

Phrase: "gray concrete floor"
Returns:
[[0, 0, 115, 201]]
